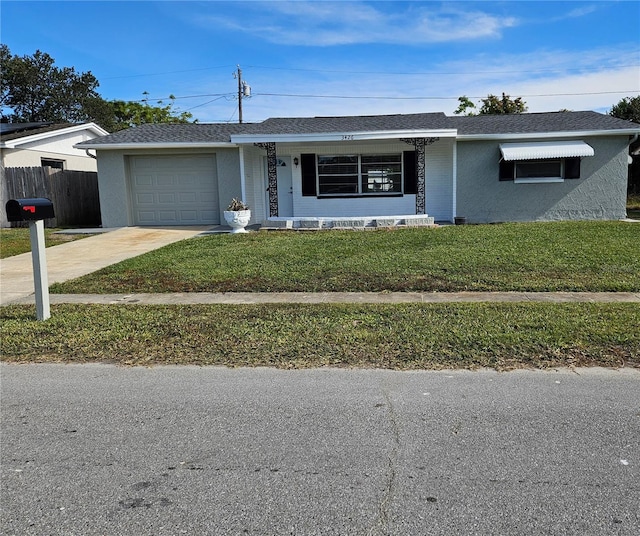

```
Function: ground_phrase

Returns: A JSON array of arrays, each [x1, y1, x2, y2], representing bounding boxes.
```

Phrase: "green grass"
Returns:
[[0, 228, 88, 259], [51, 222, 640, 293], [1, 303, 638, 369]]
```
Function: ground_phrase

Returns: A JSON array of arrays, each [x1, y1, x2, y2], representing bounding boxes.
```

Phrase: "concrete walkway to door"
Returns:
[[0, 226, 211, 305]]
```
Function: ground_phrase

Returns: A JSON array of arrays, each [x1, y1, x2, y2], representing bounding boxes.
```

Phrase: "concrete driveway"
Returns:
[[0, 226, 211, 305]]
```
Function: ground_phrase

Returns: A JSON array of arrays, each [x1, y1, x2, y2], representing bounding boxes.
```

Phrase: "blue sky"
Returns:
[[2, 0, 639, 123]]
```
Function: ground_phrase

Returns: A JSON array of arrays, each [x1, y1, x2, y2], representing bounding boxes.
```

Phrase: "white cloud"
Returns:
[[194, 1, 517, 46]]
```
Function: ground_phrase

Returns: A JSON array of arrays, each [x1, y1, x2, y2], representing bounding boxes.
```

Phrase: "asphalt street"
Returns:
[[1, 364, 638, 535]]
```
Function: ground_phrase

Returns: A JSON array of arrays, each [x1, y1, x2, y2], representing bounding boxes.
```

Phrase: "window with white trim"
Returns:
[[317, 154, 402, 196]]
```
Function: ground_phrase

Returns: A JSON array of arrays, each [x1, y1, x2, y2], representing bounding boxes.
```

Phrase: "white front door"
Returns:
[[265, 157, 293, 217]]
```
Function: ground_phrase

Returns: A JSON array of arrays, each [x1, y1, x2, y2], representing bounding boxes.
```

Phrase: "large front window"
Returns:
[[317, 154, 402, 196]]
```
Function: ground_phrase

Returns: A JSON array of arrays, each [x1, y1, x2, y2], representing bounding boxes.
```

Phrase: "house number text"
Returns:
[[341, 135, 354, 140]]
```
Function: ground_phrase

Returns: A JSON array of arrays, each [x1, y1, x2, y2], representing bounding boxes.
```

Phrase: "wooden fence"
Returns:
[[1, 166, 101, 228]]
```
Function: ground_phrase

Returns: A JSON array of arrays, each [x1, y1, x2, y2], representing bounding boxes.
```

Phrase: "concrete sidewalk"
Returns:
[[0, 226, 211, 305], [9, 291, 640, 305]]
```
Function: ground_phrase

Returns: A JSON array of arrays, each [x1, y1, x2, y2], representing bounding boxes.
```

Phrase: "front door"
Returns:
[[265, 157, 293, 217]]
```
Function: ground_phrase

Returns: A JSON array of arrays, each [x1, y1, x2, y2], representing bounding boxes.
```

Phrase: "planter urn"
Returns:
[[223, 209, 251, 233]]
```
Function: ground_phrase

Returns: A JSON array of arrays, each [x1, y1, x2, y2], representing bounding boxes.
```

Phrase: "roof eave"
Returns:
[[1, 122, 109, 148], [457, 128, 640, 141], [231, 129, 458, 144]]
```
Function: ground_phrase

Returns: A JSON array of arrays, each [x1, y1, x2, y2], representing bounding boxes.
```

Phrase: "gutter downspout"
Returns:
[[85, 149, 97, 160]]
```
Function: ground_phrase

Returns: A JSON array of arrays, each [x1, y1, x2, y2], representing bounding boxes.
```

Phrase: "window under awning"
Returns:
[[499, 141, 594, 161]]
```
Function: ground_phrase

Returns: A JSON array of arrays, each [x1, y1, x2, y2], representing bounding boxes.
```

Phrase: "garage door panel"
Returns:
[[135, 193, 155, 205], [134, 174, 154, 187], [179, 192, 198, 203], [179, 210, 199, 222], [157, 174, 176, 187], [158, 193, 177, 204], [130, 156, 219, 225]]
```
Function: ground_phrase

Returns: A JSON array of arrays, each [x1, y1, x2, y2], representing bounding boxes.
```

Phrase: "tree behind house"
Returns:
[[454, 93, 528, 116]]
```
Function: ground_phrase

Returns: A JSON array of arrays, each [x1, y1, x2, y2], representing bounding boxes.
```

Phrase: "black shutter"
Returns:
[[403, 151, 417, 194], [499, 160, 515, 181], [564, 157, 581, 179], [301, 153, 317, 196]]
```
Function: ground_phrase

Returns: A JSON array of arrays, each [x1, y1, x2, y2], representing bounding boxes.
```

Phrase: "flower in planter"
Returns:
[[224, 198, 251, 233], [227, 198, 250, 211]]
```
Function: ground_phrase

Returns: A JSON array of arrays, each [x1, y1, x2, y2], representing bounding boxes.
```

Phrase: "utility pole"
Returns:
[[234, 65, 250, 124], [237, 65, 243, 124]]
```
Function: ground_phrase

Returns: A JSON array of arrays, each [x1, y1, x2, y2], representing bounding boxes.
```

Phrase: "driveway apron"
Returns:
[[0, 226, 210, 305]]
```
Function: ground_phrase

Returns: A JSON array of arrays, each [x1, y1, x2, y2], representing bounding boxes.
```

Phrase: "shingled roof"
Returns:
[[450, 111, 639, 136], [78, 122, 254, 145], [0, 122, 75, 141], [77, 111, 639, 148], [252, 112, 452, 134]]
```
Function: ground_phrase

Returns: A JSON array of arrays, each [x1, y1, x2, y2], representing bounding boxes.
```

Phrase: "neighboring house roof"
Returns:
[[76, 111, 640, 149], [0, 122, 109, 148], [0, 122, 60, 136]]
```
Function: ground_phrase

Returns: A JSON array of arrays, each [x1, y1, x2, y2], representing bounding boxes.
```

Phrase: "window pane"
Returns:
[[41, 158, 64, 169], [515, 160, 561, 179], [318, 175, 358, 194], [318, 155, 358, 195], [361, 154, 401, 193]]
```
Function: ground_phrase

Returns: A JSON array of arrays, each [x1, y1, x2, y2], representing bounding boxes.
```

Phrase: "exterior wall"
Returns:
[[244, 139, 455, 220], [96, 150, 129, 227], [1, 131, 99, 171], [456, 136, 629, 223], [96, 148, 241, 227], [214, 148, 243, 218]]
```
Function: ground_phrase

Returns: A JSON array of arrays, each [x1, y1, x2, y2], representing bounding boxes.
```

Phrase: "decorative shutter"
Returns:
[[499, 160, 515, 181], [403, 151, 417, 194], [564, 157, 581, 179], [301, 153, 317, 196]]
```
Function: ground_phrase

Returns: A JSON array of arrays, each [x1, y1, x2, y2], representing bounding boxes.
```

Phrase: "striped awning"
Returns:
[[499, 141, 594, 161]]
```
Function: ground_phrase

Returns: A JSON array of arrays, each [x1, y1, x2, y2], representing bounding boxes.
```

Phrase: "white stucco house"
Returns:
[[76, 111, 639, 227], [1, 122, 108, 172]]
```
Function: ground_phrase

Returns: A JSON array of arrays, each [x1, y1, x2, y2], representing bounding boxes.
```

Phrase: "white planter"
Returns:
[[223, 210, 251, 233]]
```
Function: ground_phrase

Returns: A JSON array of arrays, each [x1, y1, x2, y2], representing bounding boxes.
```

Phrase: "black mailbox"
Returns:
[[6, 198, 55, 222]]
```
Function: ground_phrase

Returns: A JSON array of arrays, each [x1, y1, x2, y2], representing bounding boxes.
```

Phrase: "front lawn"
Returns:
[[51, 222, 640, 293], [1, 303, 638, 369], [0, 228, 88, 259]]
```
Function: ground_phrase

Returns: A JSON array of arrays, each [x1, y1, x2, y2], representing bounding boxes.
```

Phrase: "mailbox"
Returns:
[[6, 198, 55, 222]]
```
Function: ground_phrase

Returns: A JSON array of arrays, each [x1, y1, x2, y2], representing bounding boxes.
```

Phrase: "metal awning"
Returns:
[[499, 141, 594, 161]]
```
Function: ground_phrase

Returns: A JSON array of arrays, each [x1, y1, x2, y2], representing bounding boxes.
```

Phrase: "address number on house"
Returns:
[[341, 135, 354, 141]]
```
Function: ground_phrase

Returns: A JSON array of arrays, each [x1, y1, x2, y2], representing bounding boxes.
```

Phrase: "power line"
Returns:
[[143, 89, 638, 104], [252, 90, 640, 100]]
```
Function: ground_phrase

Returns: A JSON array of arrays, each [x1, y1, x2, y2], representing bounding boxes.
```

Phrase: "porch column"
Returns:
[[255, 142, 278, 217], [401, 137, 439, 215]]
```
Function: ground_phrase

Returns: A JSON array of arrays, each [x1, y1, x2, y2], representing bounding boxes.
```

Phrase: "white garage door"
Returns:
[[130, 155, 220, 225]]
